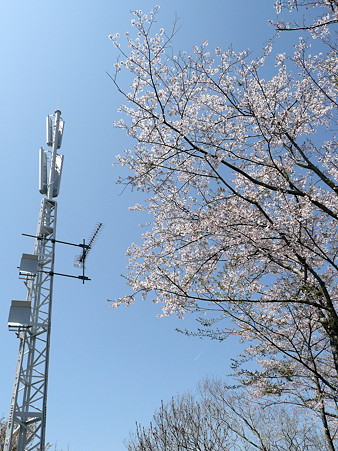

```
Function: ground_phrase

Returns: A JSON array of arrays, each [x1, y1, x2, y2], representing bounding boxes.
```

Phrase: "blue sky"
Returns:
[[1, 1, 280, 450]]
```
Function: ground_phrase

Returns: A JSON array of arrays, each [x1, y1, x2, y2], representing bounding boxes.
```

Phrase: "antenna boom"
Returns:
[[75, 222, 103, 267]]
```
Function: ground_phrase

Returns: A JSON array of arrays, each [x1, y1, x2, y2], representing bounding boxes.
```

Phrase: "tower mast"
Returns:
[[4, 110, 65, 451]]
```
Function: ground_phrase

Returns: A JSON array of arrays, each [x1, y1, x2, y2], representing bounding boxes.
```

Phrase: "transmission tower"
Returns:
[[4, 110, 65, 451]]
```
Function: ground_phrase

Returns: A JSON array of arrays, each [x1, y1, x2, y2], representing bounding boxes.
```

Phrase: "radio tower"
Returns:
[[4, 110, 65, 451]]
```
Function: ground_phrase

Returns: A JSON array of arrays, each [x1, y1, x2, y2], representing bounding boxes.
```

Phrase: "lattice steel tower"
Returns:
[[4, 110, 65, 451]]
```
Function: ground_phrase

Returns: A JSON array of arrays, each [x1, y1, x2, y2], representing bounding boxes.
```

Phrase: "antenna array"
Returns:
[[4, 111, 64, 451], [4, 111, 102, 450]]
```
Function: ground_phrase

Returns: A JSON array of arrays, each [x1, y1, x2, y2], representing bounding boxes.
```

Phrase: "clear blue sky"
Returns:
[[0, 1, 279, 450]]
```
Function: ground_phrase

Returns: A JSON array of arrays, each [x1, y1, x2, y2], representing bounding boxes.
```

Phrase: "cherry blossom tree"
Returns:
[[109, 2, 338, 447], [274, 0, 338, 35]]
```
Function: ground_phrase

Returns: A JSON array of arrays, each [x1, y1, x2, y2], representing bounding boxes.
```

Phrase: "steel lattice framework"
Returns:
[[4, 111, 64, 451]]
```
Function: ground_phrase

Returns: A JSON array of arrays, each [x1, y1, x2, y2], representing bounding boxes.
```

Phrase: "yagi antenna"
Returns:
[[21, 222, 103, 284], [74, 223, 103, 282]]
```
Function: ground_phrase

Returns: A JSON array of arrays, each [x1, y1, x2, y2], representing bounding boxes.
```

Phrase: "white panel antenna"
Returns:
[[53, 154, 64, 197], [57, 120, 64, 149], [39, 147, 48, 195], [46, 115, 53, 146], [47, 113, 64, 149]]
